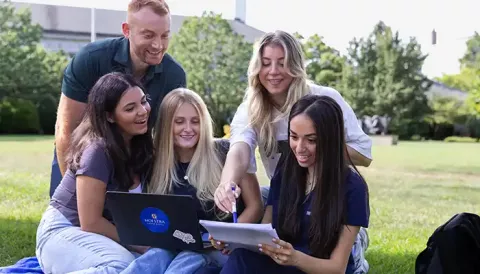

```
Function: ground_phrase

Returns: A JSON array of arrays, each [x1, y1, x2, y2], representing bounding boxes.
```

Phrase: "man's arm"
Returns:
[[55, 46, 97, 175], [55, 94, 87, 175]]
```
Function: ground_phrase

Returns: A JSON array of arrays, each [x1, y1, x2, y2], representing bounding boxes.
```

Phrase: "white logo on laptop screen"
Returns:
[[140, 207, 170, 233], [173, 230, 196, 244]]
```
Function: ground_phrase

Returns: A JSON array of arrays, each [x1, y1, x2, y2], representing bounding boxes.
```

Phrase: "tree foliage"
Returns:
[[169, 12, 252, 136], [436, 33, 480, 118], [340, 21, 432, 138], [297, 34, 345, 89], [460, 33, 480, 117], [0, 3, 69, 133], [460, 31, 480, 70], [427, 96, 468, 125]]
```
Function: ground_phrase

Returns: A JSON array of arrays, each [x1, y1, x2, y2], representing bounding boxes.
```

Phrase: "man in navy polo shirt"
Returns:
[[50, 0, 186, 197]]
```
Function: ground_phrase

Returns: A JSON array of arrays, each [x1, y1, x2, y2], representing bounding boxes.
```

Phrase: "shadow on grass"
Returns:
[[0, 135, 53, 142], [366, 248, 419, 274], [0, 216, 40, 267]]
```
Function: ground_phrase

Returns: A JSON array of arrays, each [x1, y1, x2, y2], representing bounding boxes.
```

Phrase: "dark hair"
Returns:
[[66, 72, 153, 191], [276, 94, 368, 259]]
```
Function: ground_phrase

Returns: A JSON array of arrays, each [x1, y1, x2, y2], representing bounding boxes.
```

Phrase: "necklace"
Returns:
[[305, 182, 312, 194], [179, 162, 189, 182], [305, 177, 315, 194]]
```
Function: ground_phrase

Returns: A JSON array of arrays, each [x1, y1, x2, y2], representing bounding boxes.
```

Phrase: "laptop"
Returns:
[[106, 191, 212, 251]]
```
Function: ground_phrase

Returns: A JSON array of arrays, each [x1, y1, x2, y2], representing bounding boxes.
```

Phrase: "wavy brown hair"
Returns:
[[66, 72, 153, 190]]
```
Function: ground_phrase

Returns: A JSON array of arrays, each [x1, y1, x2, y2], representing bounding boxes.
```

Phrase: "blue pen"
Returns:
[[231, 186, 238, 223]]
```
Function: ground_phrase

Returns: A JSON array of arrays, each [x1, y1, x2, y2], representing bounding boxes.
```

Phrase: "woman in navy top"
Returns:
[[218, 95, 370, 274], [143, 88, 264, 273]]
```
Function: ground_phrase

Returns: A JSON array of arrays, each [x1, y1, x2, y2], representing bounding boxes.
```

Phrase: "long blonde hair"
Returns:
[[149, 88, 224, 209], [246, 30, 310, 156]]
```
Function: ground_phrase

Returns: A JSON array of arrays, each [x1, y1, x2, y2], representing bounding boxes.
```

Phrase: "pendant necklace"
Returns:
[[306, 181, 312, 194], [180, 163, 189, 182], [306, 176, 315, 195]]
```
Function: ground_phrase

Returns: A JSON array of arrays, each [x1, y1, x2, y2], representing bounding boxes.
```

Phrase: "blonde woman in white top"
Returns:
[[214, 30, 371, 273]]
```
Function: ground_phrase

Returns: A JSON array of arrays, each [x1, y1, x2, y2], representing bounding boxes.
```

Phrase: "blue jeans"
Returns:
[[261, 186, 269, 207], [122, 247, 226, 274], [36, 206, 226, 274], [36, 206, 137, 274]]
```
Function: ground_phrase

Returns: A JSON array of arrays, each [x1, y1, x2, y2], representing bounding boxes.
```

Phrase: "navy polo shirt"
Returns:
[[267, 167, 370, 274], [61, 36, 186, 127]]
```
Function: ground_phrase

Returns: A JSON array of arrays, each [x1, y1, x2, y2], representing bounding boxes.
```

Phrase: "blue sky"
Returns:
[[15, 0, 480, 79]]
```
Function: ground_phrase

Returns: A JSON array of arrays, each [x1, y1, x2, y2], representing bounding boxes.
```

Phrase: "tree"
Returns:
[[460, 32, 480, 70], [436, 33, 480, 118], [0, 2, 69, 133], [435, 67, 475, 92], [440, 67, 480, 118], [459, 33, 480, 117], [168, 12, 252, 136], [340, 21, 432, 139], [338, 36, 377, 117], [297, 34, 345, 89], [425, 95, 470, 140]]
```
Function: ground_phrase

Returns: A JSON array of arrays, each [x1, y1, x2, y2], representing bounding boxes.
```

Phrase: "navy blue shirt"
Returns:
[[61, 37, 186, 128], [170, 139, 244, 233], [266, 168, 369, 273], [49, 37, 186, 198], [173, 162, 217, 222]]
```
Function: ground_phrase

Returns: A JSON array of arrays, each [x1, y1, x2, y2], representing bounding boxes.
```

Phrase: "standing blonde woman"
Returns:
[[141, 88, 263, 273], [214, 30, 372, 273]]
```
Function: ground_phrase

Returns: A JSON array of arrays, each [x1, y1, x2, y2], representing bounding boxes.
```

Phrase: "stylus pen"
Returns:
[[232, 186, 238, 223]]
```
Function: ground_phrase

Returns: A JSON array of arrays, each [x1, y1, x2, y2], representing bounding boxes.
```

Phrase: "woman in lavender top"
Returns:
[[35, 72, 153, 273]]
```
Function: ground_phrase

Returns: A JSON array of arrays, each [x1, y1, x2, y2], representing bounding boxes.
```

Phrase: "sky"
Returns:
[[15, 0, 480, 79]]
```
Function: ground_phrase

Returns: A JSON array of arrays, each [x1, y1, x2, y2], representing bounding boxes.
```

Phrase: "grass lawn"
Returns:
[[0, 135, 479, 273]]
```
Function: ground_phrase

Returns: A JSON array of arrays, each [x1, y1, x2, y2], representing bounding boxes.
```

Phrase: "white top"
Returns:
[[229, 83, 372, 179], [128, 183, 142, 193]]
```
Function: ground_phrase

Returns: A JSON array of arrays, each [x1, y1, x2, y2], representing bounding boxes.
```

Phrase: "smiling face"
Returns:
[[289, 113, 317, 172], [110, 86, 150, 139], [259, 44, 294, 105], [123, 6, 171, 67], [172, 103, 200, 150]]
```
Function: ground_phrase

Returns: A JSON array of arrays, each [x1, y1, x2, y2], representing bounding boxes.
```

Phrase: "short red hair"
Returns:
[[127, 0, 170, 16]]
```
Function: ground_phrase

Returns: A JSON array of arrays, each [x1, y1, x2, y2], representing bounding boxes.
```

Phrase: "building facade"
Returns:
[[11, 1, 265, 56]]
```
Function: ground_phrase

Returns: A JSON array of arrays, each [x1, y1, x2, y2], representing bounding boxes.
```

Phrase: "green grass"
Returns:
[[0, 136, 479, 274], [0, 136, 52, 266]]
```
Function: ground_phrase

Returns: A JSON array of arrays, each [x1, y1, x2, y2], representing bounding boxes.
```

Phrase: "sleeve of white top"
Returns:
[[229, 102, 258, 174], [321, 87, 373, 160]]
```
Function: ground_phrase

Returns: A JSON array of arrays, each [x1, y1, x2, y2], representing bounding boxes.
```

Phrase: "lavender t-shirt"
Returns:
[[50, 141, 119, 226]]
